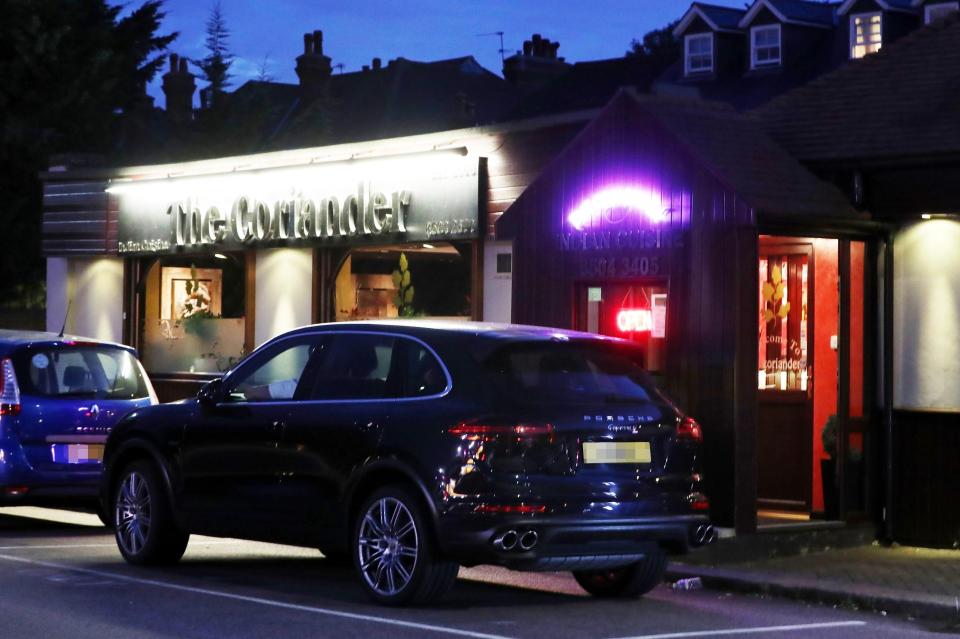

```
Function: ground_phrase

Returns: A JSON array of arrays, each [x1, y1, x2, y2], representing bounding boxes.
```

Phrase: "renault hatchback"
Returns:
[[0, 331, 156, 509], [102, 321, 713, 605]]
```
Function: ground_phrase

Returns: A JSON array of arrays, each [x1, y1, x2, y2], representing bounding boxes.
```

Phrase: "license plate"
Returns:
[[583, 441, 651, 464], [50, 444, 104, 464]]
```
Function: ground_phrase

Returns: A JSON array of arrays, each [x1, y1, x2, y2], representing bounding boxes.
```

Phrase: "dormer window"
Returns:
[[685, 33, 714, 75], [850, 12, 882, 59], [926, 2, 959, 24], [751, 25, 781, 69]]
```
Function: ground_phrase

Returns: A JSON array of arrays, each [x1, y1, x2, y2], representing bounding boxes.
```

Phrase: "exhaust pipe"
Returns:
[[493, 530, 518, 551], [519, 530, 539, 551], [693, 524, 717, 546]]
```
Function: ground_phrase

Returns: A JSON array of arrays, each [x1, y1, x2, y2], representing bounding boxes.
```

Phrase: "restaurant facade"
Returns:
[[39, 15, 960, 548]]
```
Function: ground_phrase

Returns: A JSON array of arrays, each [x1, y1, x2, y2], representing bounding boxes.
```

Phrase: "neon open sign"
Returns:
[[616, 309, 653, 333]]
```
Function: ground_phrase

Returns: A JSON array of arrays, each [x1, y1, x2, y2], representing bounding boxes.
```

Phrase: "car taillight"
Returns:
[[687, 492, 710, 511], [448, 421, 554, 440], [676, 417, 702, 443], [0, 358, 21, 416]]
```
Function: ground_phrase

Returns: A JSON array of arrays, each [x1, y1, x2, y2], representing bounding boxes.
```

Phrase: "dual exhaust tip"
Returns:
[[693, 524, 717, 546], [493, 529, 539, 552]]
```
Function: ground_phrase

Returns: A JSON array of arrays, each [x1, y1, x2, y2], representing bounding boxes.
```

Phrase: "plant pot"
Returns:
[[820, 458, 838, 520]]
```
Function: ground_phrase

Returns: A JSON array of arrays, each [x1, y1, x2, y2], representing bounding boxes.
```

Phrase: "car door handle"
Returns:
[[271, 420, 285, 433]]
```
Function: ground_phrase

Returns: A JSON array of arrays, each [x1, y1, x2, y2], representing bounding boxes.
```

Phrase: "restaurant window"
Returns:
[[577, 282, 667, 374], [751, 25, 781, 68], [850, 13, 882, 59], [684, 33, 714, 75], [138, 253, 247, 374], [334, 243, 471, 321]]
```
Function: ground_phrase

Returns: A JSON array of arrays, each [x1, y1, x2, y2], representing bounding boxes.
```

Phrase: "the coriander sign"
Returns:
[[114, 153, 481, 255]]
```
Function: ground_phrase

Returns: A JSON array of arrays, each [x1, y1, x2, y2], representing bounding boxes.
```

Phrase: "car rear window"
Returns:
[[15, 345, 150, 400], [481, 340, 658, 405]]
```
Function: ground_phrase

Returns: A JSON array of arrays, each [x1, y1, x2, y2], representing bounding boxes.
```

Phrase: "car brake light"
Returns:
[[0, 358, 21, 417], [676, 417, 702, 443], [448, 421, 554, 440], [687, 492, 710, 511]]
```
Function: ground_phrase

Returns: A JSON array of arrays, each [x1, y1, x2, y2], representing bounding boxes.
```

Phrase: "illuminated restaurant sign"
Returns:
[[616, 308, 653, 333], [113, 152, 481, 255]]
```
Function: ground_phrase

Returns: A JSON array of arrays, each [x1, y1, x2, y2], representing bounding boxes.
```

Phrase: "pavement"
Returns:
[[668, 542, 960, 626], [1, 507, 956, 638]]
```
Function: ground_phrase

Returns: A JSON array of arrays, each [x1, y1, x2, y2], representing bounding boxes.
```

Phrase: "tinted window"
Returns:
[[16, 346, 149, 400], [228, 339, 319, 402], [482, 341, 657, 405], [402, 341, 448, 397], [307, 334, 399, 400]]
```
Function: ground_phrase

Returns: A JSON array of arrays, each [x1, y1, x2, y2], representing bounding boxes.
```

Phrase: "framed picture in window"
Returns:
[[160, 267, 223, 320]]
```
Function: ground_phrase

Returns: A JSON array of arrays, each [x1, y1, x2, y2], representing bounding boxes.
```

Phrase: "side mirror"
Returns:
[[197, 378, 223, 407]]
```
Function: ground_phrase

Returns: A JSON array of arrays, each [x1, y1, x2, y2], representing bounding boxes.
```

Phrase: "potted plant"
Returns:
[[820, 414, 839, 520], [391, 253, 416, 317]]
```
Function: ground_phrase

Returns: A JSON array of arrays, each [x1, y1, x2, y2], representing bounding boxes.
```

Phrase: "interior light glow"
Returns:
[[568, 185, 667, 230], [213, 253, 228, 260], [422, 243, 435, 249], [616, 309, 653, 333], [922, 213, 933, 220]]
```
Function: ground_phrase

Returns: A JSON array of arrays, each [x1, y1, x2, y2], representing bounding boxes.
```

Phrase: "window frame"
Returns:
[[925, 2, 959, 24], [684, 32, 715, 75], [849, 11, 883, 60], [750, 24, 782, 69]]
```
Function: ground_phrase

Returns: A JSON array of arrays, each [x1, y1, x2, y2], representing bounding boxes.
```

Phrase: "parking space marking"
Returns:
[[0, 553, 516, 639], [0, 540, 234, 551], [609, 620, 867, 639]]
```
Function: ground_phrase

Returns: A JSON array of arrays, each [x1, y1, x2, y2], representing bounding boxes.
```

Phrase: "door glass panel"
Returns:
[[229, 341, 318, 402], [759, 255, 809, 391], [308, 334, 399, 400]]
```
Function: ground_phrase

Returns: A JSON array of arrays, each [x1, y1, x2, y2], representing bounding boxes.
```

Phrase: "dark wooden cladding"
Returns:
[[484, 123, 584, 237], [42, 179, 116, 255], [501, 94, 759, 531], [891, 409, 960, 548]]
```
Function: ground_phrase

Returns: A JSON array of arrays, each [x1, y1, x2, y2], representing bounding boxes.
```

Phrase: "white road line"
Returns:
[[609, 620, 867, 639], [0, 553, 515, 639], [0, 541, 233, 550]]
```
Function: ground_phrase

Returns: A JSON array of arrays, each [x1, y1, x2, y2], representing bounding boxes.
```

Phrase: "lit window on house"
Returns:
[[925, 3, 959, 24], [751, 25, 781, 68], [685, 33, 714, 74], [851, 13, 882, 59]]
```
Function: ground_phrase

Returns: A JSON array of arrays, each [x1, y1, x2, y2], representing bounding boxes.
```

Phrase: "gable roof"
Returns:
[[837, 0, 916, 14], [673, 3, 747, 36], [506, 56, 663, 120], [739, 0, 838, 28], [497, 89, 857, 239], [754, 13, 960, 162]]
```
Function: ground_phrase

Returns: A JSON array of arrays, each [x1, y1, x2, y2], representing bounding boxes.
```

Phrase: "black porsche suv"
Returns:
[[102, 321, 714, 605]]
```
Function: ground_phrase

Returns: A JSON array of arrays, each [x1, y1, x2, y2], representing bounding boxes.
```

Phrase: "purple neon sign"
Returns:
[[567, 185, 668, 231]]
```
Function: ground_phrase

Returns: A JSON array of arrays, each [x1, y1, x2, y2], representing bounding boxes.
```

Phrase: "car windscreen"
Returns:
[[480, 340, 660, 405], [15, 345, 150, 400]]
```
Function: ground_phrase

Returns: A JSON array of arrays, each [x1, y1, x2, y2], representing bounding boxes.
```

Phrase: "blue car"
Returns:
[[0, 330, 156, 511]]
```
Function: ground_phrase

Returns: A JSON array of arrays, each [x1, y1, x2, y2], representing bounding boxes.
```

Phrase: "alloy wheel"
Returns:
[[115, 471, 152, 556], [356, 497, 419, 596]]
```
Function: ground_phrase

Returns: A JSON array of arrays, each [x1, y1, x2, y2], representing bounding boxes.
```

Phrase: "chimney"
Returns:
[[372, 57, 382, 70], [503, 33, 570, 94], [296, 29, 332, 103], [161, 53, 195, 122]]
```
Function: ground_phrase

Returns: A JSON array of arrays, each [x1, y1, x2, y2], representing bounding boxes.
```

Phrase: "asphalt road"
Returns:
[[0, 507, 953, 639]]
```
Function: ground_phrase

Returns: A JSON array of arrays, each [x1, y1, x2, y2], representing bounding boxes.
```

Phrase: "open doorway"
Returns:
[[757, 236, 840, 526]]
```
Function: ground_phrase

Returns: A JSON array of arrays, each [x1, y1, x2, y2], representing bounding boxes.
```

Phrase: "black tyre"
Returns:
[[353, 485, 458, 605], [113, 460, 189, 565], [573, 552, 668, 598]]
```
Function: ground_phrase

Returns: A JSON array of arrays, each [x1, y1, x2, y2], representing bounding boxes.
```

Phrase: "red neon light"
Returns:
[[616, 309, 653, 333]]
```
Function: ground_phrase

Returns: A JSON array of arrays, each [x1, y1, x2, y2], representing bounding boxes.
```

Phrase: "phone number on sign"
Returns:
[[578, 256, 661, 278]]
